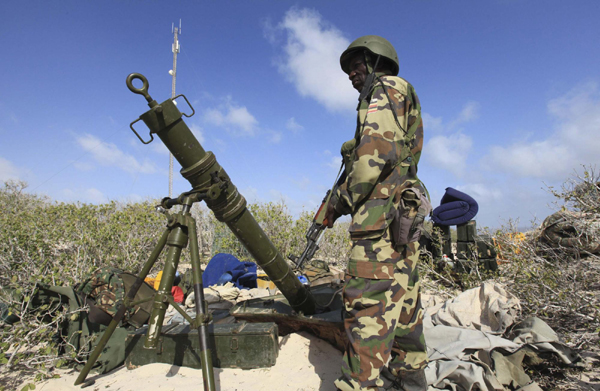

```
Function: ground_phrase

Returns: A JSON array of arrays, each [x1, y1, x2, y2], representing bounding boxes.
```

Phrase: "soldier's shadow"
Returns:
[[303, 332, 344, 391]]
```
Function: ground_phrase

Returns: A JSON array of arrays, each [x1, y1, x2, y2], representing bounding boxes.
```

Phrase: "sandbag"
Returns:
[[185, 282, 239, 310]]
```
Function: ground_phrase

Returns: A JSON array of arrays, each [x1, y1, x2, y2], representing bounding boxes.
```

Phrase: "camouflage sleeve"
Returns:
[[335, 84, 409, 215]]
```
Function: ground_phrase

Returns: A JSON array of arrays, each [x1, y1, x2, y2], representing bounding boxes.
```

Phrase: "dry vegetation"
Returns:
[[417, 168, 600, 390], [1, 168, 599, 390]]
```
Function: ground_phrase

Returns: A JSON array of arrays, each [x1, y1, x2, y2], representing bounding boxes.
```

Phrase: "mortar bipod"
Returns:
[[74, 190, 216, 391]]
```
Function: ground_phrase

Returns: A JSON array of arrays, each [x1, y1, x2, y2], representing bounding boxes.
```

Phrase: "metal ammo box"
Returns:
[[125, 321, 278, 369]]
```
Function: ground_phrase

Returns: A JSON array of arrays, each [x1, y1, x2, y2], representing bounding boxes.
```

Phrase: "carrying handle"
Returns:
[[129, 118, 154, 144], [126, 73, 155, 105], [126, 72, 158, 144], [173, 94, 196, 118]]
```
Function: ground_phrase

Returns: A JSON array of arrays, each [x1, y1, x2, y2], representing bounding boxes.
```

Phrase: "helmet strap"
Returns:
[[358, 52, 381, 103]]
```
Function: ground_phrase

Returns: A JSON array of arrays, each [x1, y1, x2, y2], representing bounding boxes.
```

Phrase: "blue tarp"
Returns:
[[202, 253, 258, 289], [432, 187, 479, 226]]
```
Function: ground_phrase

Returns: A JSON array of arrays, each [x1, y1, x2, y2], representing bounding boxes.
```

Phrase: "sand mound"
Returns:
[[32, 331, 342, 391]]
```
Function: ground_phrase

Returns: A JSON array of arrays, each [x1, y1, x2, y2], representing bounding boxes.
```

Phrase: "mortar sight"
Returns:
[[126, 73, 316, 315]]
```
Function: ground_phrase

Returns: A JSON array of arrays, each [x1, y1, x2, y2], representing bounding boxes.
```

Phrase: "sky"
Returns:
[[1, 0, 599, 229]]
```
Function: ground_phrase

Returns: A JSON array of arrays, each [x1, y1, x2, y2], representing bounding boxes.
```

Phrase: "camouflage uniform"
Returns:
[[333, 75, 428, 391]]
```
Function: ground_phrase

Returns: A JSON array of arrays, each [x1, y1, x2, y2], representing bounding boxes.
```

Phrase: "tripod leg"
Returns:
[[188, 218, 216, 391], [74, 228, 170, 386], [144, 224, 186, 348]]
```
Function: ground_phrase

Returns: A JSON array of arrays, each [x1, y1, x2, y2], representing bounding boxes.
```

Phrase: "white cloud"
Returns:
[[205, 110, 224, 126], [423, 101, 479, 135], [484, 82, 600, 180], [327, 156, 343, 170], [190, 124, 205, 144], [425, 132, 473, 177], [204, 101, 258, 136], [270, 8, 355, 112], [269, 131, 283, 144], [286, 117, 304, 133], [456, 183, 502, 204], [0, 156, 27, 182], [487, 141, 570, 178], [62, 188, 75, 197], [240, 186, 259, 204], [62, 187, 107, 204], [121, 193, 144, 203], [85, 188, 107, 203], [422, 84, 600, 228], [268, 190, 294, 208], [421, 101, 480, 177], [76, 134, 157, 174], [73, 161, 94, 171], [449, 101, 480, 129], [292, 176, 311, 190], [422, 112, 443, 132], [150, 141, 170, 156], [227, 107, 257, 133], [211, 138, 227, 153]]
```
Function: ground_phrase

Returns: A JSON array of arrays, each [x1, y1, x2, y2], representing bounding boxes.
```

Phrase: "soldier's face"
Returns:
[[348, 54, 367, 93]]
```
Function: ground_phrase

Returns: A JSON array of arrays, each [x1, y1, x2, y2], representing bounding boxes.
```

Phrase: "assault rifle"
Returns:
[[293, 170, 346, 270]]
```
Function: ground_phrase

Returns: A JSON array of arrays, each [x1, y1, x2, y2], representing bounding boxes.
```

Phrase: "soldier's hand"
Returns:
[[323, 202, 341, 228]]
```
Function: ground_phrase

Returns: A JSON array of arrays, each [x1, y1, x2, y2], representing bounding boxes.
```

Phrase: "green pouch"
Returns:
[[119, 272, 156, 328], [390, 187, 431, 246], [32, 284, 128, 374]]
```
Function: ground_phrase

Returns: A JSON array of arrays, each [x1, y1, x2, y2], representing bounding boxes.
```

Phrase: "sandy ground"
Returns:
[[25, 331, 343, 391]]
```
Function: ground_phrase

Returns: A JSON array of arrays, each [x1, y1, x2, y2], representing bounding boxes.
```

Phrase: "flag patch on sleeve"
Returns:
[[367, 98, 378, 114]]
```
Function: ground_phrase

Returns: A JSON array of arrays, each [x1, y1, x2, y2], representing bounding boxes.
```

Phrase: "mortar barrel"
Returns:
[[135, 92, 315, 315]]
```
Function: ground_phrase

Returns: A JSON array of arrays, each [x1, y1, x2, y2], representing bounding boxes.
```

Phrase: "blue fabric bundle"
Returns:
[[431, 187, 479, 226], [203, 253, 258, 289]]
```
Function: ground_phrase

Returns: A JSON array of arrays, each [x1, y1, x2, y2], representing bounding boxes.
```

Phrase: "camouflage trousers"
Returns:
[[334, 229, 428, 391]]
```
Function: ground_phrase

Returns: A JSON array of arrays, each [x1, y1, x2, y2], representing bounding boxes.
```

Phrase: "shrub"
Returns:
[[0, 181, 350, 382], [4, 166, 597, 390]]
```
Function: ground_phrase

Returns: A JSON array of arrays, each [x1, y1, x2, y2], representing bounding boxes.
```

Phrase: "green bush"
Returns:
[[0, 181, 351, 380], [0, 181, 167, 379], [209, 200, 350, 267]]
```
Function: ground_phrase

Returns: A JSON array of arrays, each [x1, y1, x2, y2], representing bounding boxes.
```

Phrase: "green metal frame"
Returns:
[[74, 193, 215, 390]]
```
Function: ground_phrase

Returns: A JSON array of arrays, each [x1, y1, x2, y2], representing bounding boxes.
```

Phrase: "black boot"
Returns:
[[398, 369, 427, 391], [379, 366, 402, 390]]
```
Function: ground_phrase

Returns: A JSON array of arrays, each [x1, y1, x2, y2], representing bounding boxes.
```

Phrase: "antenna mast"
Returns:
[[169, 20, 181, 197]]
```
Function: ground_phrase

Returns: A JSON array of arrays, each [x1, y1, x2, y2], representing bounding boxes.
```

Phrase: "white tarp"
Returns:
[[423, 282, 579, 391], [428, 281, 521, 333]]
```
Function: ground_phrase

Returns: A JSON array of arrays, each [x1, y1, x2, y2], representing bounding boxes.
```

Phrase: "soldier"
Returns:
[[325, 36, 429, 391]]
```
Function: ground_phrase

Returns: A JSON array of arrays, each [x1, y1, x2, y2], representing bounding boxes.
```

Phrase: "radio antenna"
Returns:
[[168, 19, 181, 197]]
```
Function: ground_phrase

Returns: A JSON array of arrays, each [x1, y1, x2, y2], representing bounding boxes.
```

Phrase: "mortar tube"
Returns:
[[133, 88, 315, 315]]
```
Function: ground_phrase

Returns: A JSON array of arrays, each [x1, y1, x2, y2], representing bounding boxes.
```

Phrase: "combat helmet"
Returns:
[[340, 35, 399, 75]]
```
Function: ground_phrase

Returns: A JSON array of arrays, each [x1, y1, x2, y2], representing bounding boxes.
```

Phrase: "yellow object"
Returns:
[[494, 232, 526, 261], [256, 273, 277, 290], [153, 271, 163, 290]]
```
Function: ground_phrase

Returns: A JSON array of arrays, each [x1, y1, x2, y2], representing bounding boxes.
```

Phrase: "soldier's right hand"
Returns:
[[323, 201, 341, 228]]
